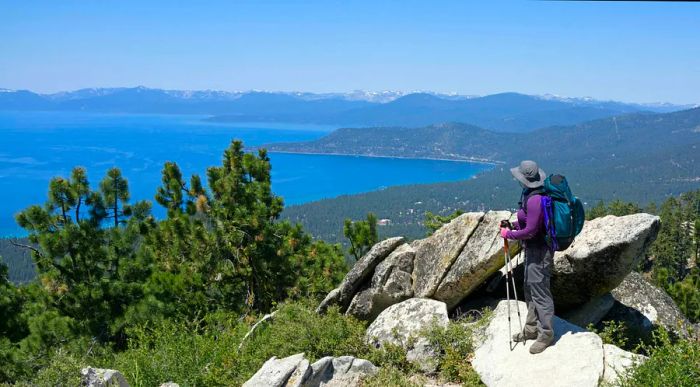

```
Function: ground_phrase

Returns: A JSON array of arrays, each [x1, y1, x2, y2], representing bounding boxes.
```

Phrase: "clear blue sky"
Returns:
[[1, 0, 698, 104]]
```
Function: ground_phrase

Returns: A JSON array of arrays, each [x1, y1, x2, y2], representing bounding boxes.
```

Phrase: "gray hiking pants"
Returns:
[[522, 242, 555, 339]]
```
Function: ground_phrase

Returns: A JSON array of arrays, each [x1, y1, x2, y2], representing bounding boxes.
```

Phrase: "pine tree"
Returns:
[[15, 167, 150, 349], [136, 140, 346, 320], [70, 167, 90, 222], [668, 271, 700, 322], [652, 195, 695, 285], [100, 167, 130, 228], [48, 177, 77, 225], [344, 212, 379, 261], [0, 259, 29, 382]]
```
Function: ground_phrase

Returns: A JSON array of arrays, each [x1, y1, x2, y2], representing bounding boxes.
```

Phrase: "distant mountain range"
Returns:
[[0, 87, 693, 132], [280, 107, 700, 242]]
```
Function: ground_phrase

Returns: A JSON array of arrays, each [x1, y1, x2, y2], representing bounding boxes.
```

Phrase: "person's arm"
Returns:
[[506, 196, 541, 240]]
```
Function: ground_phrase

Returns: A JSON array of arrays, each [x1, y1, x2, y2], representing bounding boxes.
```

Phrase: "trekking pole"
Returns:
[[503, 237, 513, 350], [505, 239, 524, 342]]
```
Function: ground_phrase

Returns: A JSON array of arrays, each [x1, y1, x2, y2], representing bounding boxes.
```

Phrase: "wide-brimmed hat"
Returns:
[[510, 160, 546, 188]]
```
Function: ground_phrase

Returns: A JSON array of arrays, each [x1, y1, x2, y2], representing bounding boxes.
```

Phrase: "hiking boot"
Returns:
[[512, 330, 537, 343], [529, 334, 554, 354]]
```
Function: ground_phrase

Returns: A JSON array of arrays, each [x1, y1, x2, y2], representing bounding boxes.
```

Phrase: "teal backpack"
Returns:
[[541, 174, 585, 251]]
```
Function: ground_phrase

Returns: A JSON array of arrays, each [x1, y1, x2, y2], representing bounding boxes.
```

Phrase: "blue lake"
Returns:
[[0, 111, 492, 236]]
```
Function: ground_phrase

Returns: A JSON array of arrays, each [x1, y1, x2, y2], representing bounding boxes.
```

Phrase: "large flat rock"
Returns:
[[413, 212, 484, 298], [552, 214, 660, 308], [472, 300, 605, 387], [434, 211, 513, 309]]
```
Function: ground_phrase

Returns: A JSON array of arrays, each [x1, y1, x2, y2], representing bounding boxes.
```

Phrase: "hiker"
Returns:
[[499, 160, 555, 354]]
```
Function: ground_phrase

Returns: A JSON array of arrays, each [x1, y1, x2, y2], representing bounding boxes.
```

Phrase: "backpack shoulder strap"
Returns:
[[519, 187, 546, 213]]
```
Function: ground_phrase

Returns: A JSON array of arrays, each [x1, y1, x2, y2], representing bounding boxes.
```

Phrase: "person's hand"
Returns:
[[500, 227, 509, 239]]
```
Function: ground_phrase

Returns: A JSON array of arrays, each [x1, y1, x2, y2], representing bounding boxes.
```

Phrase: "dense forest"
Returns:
[[0, 239, 35, 284], [281, 107, 700, 243]]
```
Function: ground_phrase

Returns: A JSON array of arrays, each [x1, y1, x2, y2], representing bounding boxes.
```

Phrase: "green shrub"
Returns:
[[111, 317, 246, 386], [29, 348, 87, 387], [588, 320, 630, 349], [423, 313, 490, 385], [620, 328, 700, 387], [232, 300, 371, 384], [22, 301, 492, 386], [587, 319, 670, 355], [26, 300, 372, 386], [365, 340, 414, 372], [363, 366, 421, 387]]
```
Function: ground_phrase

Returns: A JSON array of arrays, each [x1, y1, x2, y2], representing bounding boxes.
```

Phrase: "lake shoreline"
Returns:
[[266, 150, 502, 165], [0, 112, 492, 237]]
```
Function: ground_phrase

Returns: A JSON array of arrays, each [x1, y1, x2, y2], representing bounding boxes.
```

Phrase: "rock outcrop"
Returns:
[[605, 271, 693, 338], [412, 212, 484, 297], [551, 214, 660, 308], [346, 243, 415, 321], [317, 236, 405, 314], [472, 300, 642, 387], [81, 367, 130, 387], [366, 298, 449, 372], [318, 212, 662, 326], [433, 211, 515, 309], [242, 353, 378, 387]]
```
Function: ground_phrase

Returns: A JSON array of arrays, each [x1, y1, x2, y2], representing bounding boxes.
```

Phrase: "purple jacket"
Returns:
[[505, 194, 545, 241]]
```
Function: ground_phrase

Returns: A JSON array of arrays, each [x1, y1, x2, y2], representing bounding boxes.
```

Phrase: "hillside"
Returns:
[[281, 107, 700, 243], [1, 87, 689, 133], [264, 122, 508, 163], [0, 238, 35, 284]]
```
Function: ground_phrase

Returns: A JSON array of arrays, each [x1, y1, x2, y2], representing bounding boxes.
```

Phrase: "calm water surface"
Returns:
[[0, 111, 492, 236]]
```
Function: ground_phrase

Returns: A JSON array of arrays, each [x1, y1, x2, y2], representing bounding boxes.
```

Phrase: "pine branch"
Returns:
[[9, 239, 43, 258]]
